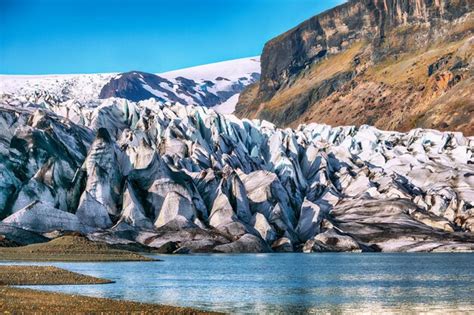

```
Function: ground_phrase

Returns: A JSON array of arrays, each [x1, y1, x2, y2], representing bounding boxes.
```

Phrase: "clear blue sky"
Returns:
[[0, 0, 343, 74]]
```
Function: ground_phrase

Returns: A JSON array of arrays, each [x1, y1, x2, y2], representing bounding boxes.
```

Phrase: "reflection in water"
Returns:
[[3, 253, 474, 313]]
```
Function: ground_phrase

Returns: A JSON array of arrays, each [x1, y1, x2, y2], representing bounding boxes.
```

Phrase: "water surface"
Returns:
[[3, 253, 474, 313]]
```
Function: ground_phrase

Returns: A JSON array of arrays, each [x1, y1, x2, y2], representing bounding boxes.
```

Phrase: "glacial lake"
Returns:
[[3, 253, 474, 313]]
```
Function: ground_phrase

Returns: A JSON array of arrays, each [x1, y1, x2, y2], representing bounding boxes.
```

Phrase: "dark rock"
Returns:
[[213, 234, 272, 253], [153, 241, 179, 254], [271, 237, 293, 252], [0, 223, 48, 246], [173, 246, 191, 254]]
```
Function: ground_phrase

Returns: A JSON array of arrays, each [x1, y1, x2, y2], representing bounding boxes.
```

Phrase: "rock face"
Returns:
[[0, 98, 473, 252], [236, 0, 474, 135]]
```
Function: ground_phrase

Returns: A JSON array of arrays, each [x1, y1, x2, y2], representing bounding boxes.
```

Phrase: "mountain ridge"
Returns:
[[0, 57, 260, 114], [236, 0, 473, 135]]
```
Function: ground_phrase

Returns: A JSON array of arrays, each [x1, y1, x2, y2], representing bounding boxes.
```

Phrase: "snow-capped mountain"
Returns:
[[0, 57, 260, 114]]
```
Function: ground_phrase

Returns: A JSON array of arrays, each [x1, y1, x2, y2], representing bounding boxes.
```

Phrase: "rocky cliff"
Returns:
[[236, 0, 474, 135]]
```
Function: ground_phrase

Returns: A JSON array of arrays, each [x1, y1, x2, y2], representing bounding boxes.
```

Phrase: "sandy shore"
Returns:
[[0, 265, 219, 314], [0, 237, 220, 312], [0, 287, 218, 314], [0, 235, 156, 262], [0, 265, 113, 285]]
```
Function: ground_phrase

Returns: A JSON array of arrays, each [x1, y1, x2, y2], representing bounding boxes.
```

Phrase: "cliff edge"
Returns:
[[236, 0, 473, 135]]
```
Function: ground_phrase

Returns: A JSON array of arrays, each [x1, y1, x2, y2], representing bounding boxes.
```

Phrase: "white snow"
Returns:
[[0, 73, 115, 103], [141, 84, 165, 99], [213, 93, 240, 114], [160, 56, 260, 81]]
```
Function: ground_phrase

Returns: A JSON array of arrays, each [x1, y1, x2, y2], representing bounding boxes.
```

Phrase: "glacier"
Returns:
[[0, 57, 473, 253]]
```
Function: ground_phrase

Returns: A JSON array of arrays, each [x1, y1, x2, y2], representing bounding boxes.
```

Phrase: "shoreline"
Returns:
[[0, 265, 113, 285], [0, 265, 218, 314], [0, 287, 218, 314], [0, 235, 159, 262]]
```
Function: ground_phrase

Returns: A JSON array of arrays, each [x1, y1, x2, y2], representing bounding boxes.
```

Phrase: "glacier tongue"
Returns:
[[0, 98, 473, 252]]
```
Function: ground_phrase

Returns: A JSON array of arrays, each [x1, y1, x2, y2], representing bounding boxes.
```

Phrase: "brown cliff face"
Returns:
[[236, 0, 474, 135]]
